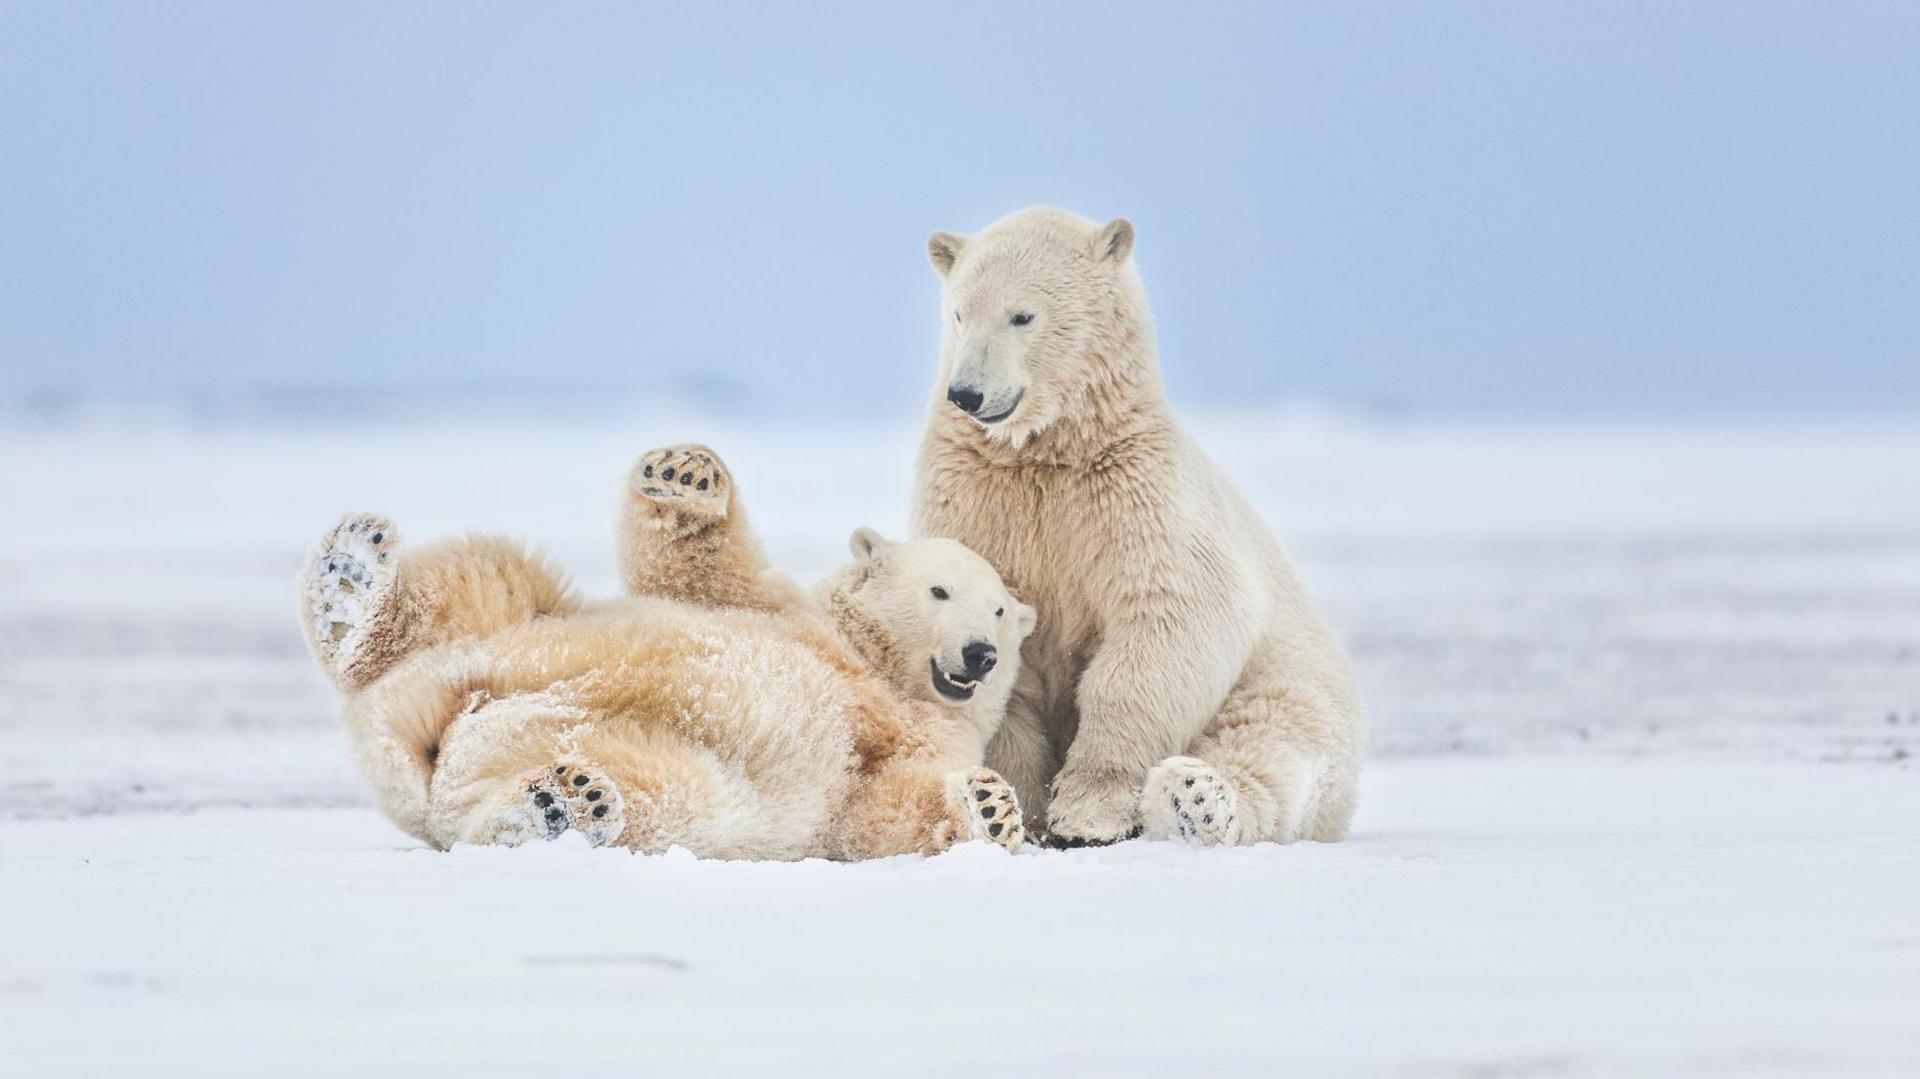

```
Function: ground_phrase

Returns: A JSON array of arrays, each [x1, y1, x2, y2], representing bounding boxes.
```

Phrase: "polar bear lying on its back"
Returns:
[[297, 444, 1035, 859], [916, 207, 1365, 847]]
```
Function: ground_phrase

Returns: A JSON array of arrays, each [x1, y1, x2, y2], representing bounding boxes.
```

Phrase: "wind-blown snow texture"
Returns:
[[2, 408, 1916, 1076]]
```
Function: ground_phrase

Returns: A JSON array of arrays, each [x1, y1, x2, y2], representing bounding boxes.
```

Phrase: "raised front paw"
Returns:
[[1141, 756, 1243, 846], [628, 444, 731, 520], [955, 768, 1024, 852], [1044, 766, 1143, 848]]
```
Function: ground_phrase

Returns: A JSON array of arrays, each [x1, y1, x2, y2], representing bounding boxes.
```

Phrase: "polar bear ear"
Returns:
[[1093, 218, 1134, 264], [849, 526, 894, 564], [1013, 600, 1037, 636], [927, 231, 965, 277]]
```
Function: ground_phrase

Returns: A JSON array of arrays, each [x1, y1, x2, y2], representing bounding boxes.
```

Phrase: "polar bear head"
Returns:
[[827, 527, 1035, 721], [926, 206, 1149, 447]]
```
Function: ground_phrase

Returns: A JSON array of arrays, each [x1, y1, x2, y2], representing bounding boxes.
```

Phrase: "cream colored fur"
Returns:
[[298, 447, 1034, 860], [915, 206, 1365, 845]]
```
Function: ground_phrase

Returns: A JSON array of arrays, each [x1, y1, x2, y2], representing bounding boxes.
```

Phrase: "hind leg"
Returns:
[[437, 752, 630, 849], [427, 705, 793, 857], [300, 515, 578, 692], [426, 698, 628, 850], [618, 444, 803, 613], [300, 513, 411, 692], [1140, 671, 1360, 846]]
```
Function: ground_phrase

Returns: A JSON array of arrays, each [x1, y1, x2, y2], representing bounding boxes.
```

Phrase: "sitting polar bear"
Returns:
[[297, 444, 1035, 859], [916, 207, 1365, 847]]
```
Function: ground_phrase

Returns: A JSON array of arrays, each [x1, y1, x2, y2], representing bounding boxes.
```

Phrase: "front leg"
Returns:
[[1046, 612, 1256, 846], [618, 444, 804, 613], [831, 765, 1025, 859]]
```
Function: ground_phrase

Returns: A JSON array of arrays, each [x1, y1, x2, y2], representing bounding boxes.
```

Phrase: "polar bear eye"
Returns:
[[954, 311, 962, 324], [1010, 312, 1033, 327], [995, 607, 1004, 618], [930, 587, 949, 600]]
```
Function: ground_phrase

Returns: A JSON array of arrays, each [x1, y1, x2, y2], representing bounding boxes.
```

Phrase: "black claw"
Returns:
[[1063, 826, 1144, 849], [545, 807, 565, 823], [662, 467, 675, 480], [1203, 814, 1214, 825], [592, 805, 608, 819], [980, 805, 996, 819], [680, 472, 693, 485], [1193, 795, 1205, 804], [572, 774, 589, 787], [1185, 777, 1196, 787], [643, 464, 653, 477], [974, 788, 990, 801], [555, 766, 567, 775], [697, 478, 709, 491], [370, 532, 383, 544], [988, 822, 1004, 837], [585, 789, 602, 802], [533, 791, 553, 808]]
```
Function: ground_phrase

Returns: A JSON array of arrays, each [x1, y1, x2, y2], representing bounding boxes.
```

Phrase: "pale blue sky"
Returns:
[[3, 3, 1915, 414]]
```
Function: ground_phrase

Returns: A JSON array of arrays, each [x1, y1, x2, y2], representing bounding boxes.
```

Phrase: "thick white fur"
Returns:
[[914, 206, 1365, 845], [302, 481, 1034, 860]]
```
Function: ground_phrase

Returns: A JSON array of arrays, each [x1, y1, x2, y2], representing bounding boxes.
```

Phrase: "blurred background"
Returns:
[[2, 3, 1917, 818], [3, 2, 1916, 419]]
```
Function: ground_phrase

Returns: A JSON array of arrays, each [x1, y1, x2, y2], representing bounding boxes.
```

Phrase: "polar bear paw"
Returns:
[[1044, 767, 1144, 848], [629, 444, 731, 521], [1141, 756, 1243, 846], [300, 512, 402, 679], [956, 768, 1024, 853], [501, 758, 627, 847]]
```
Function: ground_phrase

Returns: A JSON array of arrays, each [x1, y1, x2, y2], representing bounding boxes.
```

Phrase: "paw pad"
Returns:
[[513, 760, 627, 847], [960, 768, 1024, 853], [1141, 757, 1242, 847], [300, 512, 401, 678], [629, 445, 731, 519]]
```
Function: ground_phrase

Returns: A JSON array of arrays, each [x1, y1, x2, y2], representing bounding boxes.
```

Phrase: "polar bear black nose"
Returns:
[[962, 641, 997, 679], [947, 384, 985, 415]]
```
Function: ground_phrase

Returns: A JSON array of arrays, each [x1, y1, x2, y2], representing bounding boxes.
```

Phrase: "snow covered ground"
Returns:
[[2, 407, 1917, 1075], [5, 760, 1917, 1077]]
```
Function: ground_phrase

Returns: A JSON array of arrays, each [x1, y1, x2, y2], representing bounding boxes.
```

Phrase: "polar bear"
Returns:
[[297, 444, 1036, 859], [915, 207, 1364, 847]]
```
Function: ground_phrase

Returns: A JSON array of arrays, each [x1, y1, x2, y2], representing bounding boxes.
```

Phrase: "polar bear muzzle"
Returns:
[[946, 383, 1024, 426], [930, 640, 996, 701]]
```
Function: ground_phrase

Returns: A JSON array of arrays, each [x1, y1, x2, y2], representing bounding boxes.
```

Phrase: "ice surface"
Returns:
[[1, 408, 1916, 1074]]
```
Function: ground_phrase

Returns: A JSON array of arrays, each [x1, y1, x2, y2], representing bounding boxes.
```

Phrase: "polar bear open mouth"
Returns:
[[930, 658, 978, 701]]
